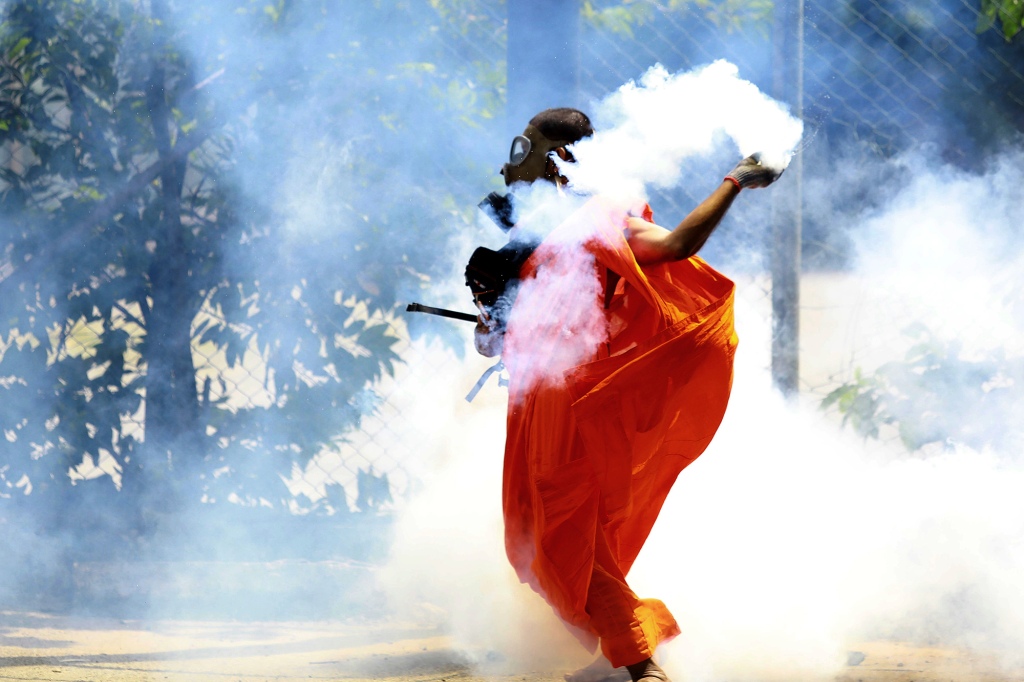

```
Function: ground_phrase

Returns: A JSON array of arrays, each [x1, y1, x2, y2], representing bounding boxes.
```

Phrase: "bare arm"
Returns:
[[624, 154, 784, 265], [625, 180, 740, 265]]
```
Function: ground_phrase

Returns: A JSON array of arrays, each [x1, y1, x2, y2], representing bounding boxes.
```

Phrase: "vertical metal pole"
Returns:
[[771, 0, 804, 397], [506, 0, 580, 136]]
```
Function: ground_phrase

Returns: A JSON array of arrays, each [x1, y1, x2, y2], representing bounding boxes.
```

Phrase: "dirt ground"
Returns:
[[1, 611, 1023, 682]]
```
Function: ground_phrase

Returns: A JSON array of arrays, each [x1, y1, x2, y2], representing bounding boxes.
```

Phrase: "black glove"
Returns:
[[725, 153, 785, 189]]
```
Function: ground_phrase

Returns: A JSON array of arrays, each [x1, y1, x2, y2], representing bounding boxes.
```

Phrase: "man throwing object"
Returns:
[[467, 108, 781, 682]]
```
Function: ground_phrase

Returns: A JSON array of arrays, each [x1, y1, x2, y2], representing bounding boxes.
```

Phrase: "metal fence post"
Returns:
[[506, 0, 580, 135], [771, 0, 804, 397]]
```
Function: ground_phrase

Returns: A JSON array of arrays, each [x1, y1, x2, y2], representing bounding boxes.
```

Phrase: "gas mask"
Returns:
[[502, 124, 572, 186], [479, 126, 573, 232]]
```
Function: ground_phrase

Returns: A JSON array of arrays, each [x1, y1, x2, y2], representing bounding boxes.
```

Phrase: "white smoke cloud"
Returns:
[[618, 149, 1024, 679], [479, 60, 804, 394], [563, 60, 805, 200], [632, 287, 1024, 681], [378, 350, 593, 673], [382, 64, 1024, 682], [852, 148, 1024, 355], [498, 188, 645, 396]]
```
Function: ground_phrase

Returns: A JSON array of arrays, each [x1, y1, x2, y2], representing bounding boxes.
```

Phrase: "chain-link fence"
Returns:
[[0, 0, 509, 540], [797, 0, 1024, 435], [2, 0, 1023, 548], [577, 1, 781, 386]]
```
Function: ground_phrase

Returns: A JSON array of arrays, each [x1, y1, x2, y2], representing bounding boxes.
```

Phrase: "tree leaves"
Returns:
[[0, 0, 501, 514], [581, 0, 773, 36], [977, 0, 1024, 40], [821, 324, 1024, 452]]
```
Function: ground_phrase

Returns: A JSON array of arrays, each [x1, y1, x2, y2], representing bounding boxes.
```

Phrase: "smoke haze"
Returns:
[[491, 60, 804, 393], [383, 68, 1024, 682], [564, 61, 804, 200], [1, 2, 1023, 681]]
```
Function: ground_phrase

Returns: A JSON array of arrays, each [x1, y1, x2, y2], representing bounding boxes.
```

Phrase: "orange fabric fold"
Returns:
[[500, 198, 737, 667]]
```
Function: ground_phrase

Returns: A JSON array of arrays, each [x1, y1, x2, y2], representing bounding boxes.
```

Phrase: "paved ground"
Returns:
[[2, 611, 1023, 682], [0, 611, 469, 682]]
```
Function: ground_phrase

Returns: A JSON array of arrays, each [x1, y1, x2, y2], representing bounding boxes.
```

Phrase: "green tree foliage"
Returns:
[[581, 0, 773, 38], [977, 0, 1024, 40], [822, 324, 1023, 452], [0, 0, 503, 516]]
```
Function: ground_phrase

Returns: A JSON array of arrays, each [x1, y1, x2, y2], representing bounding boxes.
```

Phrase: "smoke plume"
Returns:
[[563, 60, 804, 200], [382, 60, 1024, 682]]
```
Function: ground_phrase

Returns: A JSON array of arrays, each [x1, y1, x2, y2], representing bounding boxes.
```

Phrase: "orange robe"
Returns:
[[500, 198, 737, 667]]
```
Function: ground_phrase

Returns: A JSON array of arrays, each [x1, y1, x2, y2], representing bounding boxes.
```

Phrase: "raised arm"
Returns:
[[625, 154, 783, 266]]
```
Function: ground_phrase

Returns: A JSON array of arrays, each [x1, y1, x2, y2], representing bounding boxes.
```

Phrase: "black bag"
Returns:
[[464, 241, 537, 321]]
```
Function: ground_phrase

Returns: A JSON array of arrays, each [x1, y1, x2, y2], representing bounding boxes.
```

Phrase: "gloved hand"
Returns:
[[474, 309, 503, 358], [725, 153, 785, 189]]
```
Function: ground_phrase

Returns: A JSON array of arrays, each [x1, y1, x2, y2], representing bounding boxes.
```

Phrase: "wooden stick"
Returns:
[[405, 303, 477, 323]]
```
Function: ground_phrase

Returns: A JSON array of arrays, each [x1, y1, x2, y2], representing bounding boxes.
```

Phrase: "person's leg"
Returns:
[[583, 528, 679, 677]]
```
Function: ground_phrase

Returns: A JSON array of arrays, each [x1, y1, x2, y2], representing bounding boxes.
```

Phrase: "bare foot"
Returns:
[[564, 657, 631, 682], [625, 658, 669, 682]]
